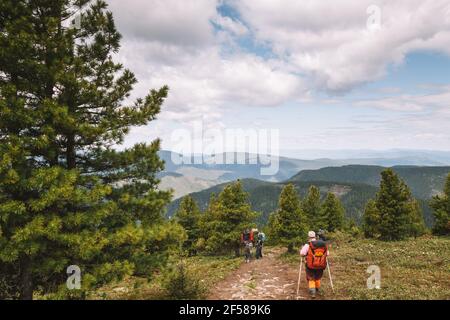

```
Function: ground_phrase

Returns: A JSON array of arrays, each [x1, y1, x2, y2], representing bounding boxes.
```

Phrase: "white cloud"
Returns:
[[213, 15, 249, 37], [355, 87, 450, 111], [107, 0, 306, 130], [103, 0, 450, 151], [107, 0, 217, 47], [137, 49, 305, 120], [345, 87, 450, 149], [232, 0, 450, 92], [108, 0, 450, 113]]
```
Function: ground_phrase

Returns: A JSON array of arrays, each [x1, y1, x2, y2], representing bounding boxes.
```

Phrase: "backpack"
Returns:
[[306, 240, 328, 270], [242, 232, 250, 242], [258, 232, 266, 242]]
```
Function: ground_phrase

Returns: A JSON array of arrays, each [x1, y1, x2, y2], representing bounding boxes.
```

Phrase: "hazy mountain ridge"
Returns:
[[158, 150, 450, 199], [280, 149, 450, 162], [165, 165, 450, 227]]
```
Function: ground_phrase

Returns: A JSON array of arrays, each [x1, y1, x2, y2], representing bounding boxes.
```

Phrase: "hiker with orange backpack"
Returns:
[[299, 231, 329, 298]]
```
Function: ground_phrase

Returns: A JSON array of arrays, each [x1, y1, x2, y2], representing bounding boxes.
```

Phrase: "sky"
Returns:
[[105, 0, 450, 155]]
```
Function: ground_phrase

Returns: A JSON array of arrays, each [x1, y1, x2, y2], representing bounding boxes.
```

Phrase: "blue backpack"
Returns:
[[258, 232, 266, 242]]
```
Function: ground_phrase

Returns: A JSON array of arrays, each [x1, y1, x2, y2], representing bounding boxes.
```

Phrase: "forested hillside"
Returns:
[[166, 179, 378, 225], [290, 165, 450, 199], [166, 165, 450, 227]]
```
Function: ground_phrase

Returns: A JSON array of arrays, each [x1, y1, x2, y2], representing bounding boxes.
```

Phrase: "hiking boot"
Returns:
[[309, 288, 316, 299], [316, 288, 323, 296]]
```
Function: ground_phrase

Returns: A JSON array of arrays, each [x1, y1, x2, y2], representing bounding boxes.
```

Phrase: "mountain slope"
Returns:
[[165, 178, 379, 225], [166, 165, 449, 227], [289, 165, 450, 199], [157, 150, 358, 199]]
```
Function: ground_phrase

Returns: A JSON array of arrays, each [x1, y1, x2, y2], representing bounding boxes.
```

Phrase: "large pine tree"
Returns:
[[362, 200, 381, 238], [408, 199, 427, 238], [175, 195, 201, 255], [319, 192, 345, 232], [302, 185, 321, 229], [430, 173, 450, 235], [203, 181, 257, 256], [270, 184, 307, 252], [363, 169, 423, 241], [0, 0, 179, 299]]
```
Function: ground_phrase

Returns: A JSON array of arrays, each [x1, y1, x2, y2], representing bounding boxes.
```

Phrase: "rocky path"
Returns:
[[208, 247, 316, 300]]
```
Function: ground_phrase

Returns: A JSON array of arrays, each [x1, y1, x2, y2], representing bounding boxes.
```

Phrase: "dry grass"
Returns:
[[281, 235, 450, 300], [92, 255, 242, 300]]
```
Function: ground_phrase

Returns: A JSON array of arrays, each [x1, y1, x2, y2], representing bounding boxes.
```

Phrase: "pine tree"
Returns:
[[319, 192, 345, 232], [362, 200, 381, 238], [196, 193, 217, 253], [408, 199, 427, 238], [203, 181, 258, 256], [271, 184, 307, 253], [266, 211, 281, 245], [175, 196, 201, 255], [302, 185, 321, 229], [377, 169, 416, 240], [430, 173, 450, 235], [0, 0, 179, 299], [363, 169, 419, 241]]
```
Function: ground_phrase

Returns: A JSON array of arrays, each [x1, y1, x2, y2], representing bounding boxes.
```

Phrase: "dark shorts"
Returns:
[[305, 266, 324, 281]]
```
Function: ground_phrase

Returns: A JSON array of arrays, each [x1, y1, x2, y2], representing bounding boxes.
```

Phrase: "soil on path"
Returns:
[[208, 247, 321, 300]]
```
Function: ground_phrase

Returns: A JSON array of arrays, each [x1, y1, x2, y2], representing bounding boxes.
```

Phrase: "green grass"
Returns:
[[93, 236, 449, 300], [92, 255, 242, 300], [281, 235, 450, 300]]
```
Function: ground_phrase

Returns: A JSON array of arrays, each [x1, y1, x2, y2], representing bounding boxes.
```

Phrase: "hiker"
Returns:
[[241, 229, 254, 244], [244, 241, 253, 263], [317, 229, 328, 242], [241, 229, 254, 262], [300, 231, 329, 298], [255, 232, 265, 259]]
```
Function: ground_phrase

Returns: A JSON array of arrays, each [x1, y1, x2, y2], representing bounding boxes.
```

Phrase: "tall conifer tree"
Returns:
[[430, 173, 450, 235], [204, 181, 257, 256], [319, 192, 345, 232], [270, 184, 307, 252], [303, 185, 321, 228], [0, 0, 178, 299], [175, 196, 201, 255], [362, 169, 423, 241]]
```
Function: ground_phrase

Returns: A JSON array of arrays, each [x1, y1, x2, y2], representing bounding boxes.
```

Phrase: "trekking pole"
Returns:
[[326, 259, 335, 293], [296, 257, 303, 296]]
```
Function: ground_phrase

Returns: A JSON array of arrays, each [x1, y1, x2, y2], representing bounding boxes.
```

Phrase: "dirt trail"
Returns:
[[208, 247, 315, 300]]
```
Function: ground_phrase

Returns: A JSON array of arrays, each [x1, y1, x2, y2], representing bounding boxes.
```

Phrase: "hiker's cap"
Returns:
[[308, 231, 316, 238]]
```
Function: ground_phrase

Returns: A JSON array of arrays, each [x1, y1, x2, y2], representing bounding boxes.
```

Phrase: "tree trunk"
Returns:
[[20, 256, 33, 300], [66, 134, 76, 169]]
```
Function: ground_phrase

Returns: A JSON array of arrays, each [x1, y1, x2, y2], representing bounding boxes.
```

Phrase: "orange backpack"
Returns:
[[306, 241, 328, 270]]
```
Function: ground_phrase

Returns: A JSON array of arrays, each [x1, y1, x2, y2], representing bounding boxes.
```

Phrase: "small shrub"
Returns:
[[162, 260, 206, 300]]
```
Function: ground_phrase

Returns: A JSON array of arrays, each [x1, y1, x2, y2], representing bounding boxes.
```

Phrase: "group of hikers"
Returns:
[[240, 228, 266, 263], [240, 228, 330, 299]]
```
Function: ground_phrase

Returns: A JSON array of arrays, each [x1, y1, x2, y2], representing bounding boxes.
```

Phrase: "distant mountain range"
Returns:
[[157, 150, 450, 200], [165, 165, 450, 228], [279, 149, 450, 163]]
